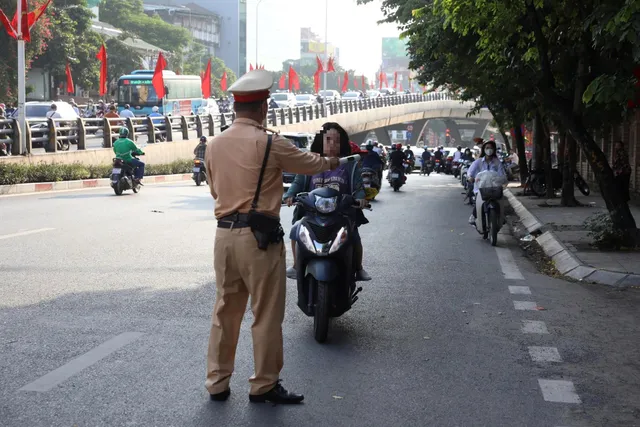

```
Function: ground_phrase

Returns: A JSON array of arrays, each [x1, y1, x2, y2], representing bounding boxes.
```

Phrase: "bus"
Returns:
[[116, 70, 217, 117]]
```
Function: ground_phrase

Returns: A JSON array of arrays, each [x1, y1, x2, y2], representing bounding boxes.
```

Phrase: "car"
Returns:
[[271, 92, 297, 108], [342, 91, 364, 101], [281, 132, 313, 186], [366, 90, 382, 99], [318, 90, 341, 102], [294, 94, 317, 107], [379, 88, 397, 97], [198, 98, 221, 116], [12, 101, 79, 148]]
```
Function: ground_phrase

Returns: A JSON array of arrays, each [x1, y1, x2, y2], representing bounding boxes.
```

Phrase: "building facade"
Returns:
[[142, 0, 247, 78], [299, 27, 339, 67]]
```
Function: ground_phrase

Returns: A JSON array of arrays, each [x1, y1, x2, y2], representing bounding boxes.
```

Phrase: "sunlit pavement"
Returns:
[[1, 174, 639, 426]]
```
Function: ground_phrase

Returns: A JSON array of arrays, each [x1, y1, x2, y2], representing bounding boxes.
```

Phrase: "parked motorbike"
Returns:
[[192, 159, 207, 186], [526, 167, 590, 197], [475, 186, 504, 246], [110, 154, 143, 195], [361, 167, 380, 201], [388, 166, 405, 191], [292, 187, 368, 342]]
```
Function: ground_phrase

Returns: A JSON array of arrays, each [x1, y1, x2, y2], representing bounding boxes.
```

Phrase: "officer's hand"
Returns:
[[329, 157, 340, 170], [356, 199, 368, 209], [285, 197, 294, 207]]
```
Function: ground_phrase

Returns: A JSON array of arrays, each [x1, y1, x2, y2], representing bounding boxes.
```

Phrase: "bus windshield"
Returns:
[[118, 82, 159, 106]]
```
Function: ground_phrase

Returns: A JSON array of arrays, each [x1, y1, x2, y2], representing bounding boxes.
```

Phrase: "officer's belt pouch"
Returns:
[[248, 210, 283, 250]]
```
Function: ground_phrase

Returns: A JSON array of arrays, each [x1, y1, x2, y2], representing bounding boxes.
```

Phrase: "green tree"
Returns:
[[98, 0, 190, 53], [32, 0, 102, 93], [104, 37, 143, 95], [0, 0, 53, 101]]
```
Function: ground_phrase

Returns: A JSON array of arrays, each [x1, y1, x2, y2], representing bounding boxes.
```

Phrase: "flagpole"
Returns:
[[17, 0, 26, 154], [323, 0, 328, 117]]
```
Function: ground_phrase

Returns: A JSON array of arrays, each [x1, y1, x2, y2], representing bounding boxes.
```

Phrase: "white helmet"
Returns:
[[152, 106, 159, 113]]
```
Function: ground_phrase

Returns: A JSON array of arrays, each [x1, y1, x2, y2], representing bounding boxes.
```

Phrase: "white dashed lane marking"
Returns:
[[521, 320, 549, 334], [538, 379, 581, 404], [509, 286, 531, 295], [19, 332, 144, 392], [495, 247, 525, 280], [529, 346, 563, 363], [0, 228, 55, 240], [513, 301, 538, 311]]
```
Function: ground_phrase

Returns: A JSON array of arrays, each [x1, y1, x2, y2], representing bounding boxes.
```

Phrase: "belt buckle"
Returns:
[[228, 212, 240, 231]]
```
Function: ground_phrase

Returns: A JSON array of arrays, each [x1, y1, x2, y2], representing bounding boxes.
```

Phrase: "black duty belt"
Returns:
[[217, 213, 250, 229]]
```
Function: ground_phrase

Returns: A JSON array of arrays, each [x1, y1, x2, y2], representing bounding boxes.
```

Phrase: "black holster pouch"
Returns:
[[248, 134, 284, 250]]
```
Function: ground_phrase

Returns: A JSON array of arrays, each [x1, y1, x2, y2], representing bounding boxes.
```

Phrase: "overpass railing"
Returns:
[[0, 92, 456, 156]]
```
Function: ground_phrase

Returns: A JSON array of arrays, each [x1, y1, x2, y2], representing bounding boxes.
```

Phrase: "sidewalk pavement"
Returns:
[[505, 187, 640, 287]]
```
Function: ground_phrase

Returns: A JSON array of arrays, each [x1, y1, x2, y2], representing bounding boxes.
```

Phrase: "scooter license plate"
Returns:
[[364, 183, 371, 188], [112, 168, 121, 174], [391, 173, 399, 178], [192, 167, 200, 173]]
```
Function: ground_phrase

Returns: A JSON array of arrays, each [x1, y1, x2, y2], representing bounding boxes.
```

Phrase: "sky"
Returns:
[[246, 0, 402, 79]]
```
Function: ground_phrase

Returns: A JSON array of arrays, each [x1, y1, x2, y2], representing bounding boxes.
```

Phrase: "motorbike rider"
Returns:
[[462, 148, 474, 161], [388, 143, 407, 180], [467, 139, 507, 225], [284, 122, 371, 282], [194, 136, 208, 159], [433, 146, 444, 161], [404, 144, 415, 161], [453, 146, 463, 163], [421, 148, 432, 173], [113, 127, 145, 183], [362, 142, 384, 182]]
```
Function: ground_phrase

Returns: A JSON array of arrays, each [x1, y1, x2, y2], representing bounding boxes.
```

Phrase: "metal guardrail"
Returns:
[[0, 92, 456, 156]]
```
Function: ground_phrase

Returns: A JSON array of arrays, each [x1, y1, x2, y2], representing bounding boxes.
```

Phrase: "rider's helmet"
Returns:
[[200, 136, 207, 143], [119, 127, 129, 138], [152, 106, 159, 113], [457, 145, 462, 150], [396, 143, 403, 150]]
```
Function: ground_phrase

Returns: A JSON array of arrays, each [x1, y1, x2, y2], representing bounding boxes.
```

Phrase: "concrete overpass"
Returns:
[[0, 94, 492, 167]]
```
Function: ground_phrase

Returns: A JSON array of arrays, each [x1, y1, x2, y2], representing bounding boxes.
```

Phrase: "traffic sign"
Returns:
[[406, 131, 412, 140], [407, 124, 413, 132]]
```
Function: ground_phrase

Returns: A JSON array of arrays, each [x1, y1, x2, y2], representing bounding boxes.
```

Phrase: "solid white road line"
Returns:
[[521, 320, 549, 334], [538, 379, 581, 404], [19, 332, 143, 392], [509, 285, 531, 295], [513, 301, 538, 311], [0, 228, 55, 241], [495, 247, 525, 280], [529, 346, 563, 363]]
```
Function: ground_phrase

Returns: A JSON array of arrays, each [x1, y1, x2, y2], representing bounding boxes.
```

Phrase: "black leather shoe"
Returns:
[[209, 388, 231, 401], [249, 380, 304, 404]]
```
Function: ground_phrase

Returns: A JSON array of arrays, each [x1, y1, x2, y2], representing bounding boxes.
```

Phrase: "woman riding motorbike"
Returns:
[[284, 122, 371, 282], [467, 139, 507, 225]]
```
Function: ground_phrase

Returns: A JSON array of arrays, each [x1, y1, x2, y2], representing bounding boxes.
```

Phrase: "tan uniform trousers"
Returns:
[[205, 226, 286, 396]]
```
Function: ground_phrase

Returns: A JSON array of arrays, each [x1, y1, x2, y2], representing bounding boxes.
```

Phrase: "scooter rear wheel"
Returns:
[[314, 280, 330, 343], [195, 174, 202, 186], [490, 209, 499, 246]]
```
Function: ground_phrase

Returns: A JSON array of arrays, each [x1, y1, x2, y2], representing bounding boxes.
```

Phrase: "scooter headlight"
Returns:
[[299, 224, 316, 254], [328, 227, 348, 254], [314, 196, 337, 214]]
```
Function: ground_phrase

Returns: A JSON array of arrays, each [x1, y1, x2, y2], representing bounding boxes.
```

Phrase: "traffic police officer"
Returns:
[[204, 69, 340, 404]]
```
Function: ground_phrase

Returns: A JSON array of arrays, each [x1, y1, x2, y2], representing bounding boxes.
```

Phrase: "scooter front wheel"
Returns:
[[314, 280, 330, 343]]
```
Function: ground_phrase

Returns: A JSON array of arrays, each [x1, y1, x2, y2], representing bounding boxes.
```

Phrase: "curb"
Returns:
[[504, 189, 640, 288], [0, 173, 194, 196]]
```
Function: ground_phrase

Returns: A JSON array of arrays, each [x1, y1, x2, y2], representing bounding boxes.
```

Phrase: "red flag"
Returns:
[[379, 71, 383, 90], [278, 73, 286, 89], [313, 71, 320, 93], [361, 75, 365, 90], [327, 57, 335, 72], [220, 71, 228, 92], [342, 72, 348, 92], [201, 58, 211, 98], [0, 9, 16, 39], [393, 72, 398, 89], [249, 63, 254, 71], [65, 63, 75, 94], [96, 44, 108, 96], [288, 66, 299, 91], [316, 55, 324, 73], [28, 0, 51, 29], [399, 83, 403, 92], [152, 52, 167, 99]]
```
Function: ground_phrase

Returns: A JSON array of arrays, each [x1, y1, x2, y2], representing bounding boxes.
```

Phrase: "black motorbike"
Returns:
[[388, 166, 405, 191], [420, 159, 432, 176], [110, 155, 142, 196], [476, 186, 503, 246], [292, 187, 367, 343], [192, 159, 207, 186], [526, 167, 590, 197]]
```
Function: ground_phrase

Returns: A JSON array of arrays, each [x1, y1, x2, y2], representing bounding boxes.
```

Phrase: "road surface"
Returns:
[[1, 174, 638, 426]]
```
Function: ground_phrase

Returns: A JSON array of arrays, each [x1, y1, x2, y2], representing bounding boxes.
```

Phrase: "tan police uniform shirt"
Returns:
[[205, 118, 332, 219]]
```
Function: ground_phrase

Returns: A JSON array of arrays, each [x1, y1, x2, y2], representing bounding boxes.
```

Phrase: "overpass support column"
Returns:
[[409, 119, 428, 146], [374, 128, 392, 146]]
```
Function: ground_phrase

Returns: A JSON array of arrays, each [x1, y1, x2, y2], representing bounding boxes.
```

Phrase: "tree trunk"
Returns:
[[561, 113, 638, 246], [533, 114, 544, 171], [499, 129, 511, 153], [542, 117, 555, 198], [561, 133, 579, 206], [513, 123, 528, 185]]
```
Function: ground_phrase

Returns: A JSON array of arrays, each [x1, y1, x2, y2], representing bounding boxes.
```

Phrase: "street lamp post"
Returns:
[[255, 0, 265, 66], [323, 0, 328, 117], [17, 0, 26, 153]]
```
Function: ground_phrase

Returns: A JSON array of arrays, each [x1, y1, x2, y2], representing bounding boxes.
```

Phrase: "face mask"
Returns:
[[485, 148, 494, 156]]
